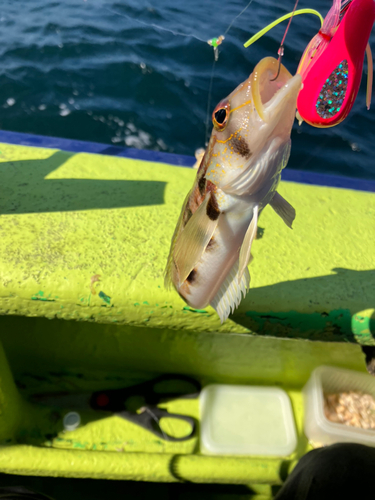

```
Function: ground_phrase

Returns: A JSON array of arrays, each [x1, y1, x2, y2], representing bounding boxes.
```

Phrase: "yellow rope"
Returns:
[[244, 9, 324, 48]]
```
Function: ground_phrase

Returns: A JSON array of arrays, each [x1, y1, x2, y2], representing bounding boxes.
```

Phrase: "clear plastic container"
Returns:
[[303, 366, 375, 447], [199, 384, 297, 456]]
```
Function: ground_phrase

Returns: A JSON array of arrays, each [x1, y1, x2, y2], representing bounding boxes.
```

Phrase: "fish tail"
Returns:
[[210, 259, 250, 323]]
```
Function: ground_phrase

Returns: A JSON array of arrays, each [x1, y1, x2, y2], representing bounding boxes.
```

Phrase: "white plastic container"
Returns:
[[303, 365, 375, 447], [199, 384, 297, 456]]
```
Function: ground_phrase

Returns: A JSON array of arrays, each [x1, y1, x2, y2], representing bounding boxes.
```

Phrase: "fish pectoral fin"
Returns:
[[210, 259, 250, 324], [270, 191, 296, 229], [238, 205, 258, 283], [173, 193, 219, 286]]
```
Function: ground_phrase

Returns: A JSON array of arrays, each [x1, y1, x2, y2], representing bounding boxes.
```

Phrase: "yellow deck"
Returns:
[[0, 142, 374, 341], [0, 141, 373, 490]]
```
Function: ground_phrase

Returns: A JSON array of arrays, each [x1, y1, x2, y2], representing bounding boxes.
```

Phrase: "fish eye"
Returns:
[[212, 102, 230, 130], [215, 109, 227, 124]]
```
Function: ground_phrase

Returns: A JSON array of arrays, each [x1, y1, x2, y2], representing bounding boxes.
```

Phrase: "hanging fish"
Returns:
[[297, 0, 375, 127], [165, 57, 302, 323]]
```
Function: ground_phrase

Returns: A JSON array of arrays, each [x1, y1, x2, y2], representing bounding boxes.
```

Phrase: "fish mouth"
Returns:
[[251, 57, 302, 123]]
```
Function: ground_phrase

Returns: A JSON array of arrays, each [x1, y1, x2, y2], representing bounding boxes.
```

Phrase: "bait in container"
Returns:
[[303, 366, 375, 447]]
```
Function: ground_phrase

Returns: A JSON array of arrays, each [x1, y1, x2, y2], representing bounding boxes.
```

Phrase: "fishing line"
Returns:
[[204, 0, 255, 145], [223, 0, 255, 37], [243, 6, 324, 81], [271, 0, 300, 81], [205, 58, 217, 146], [106, 8, 207, 42], [206, 0, 256, 59], [108, 2, 257, 146]]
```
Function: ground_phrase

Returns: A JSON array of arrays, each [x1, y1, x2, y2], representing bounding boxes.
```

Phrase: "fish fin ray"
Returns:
[[173, 193, 219, 285], [164, 188, 194, 289], [210, 260, 250, 323], [238, 205, 258, 282], [270, 191, 296, 229]]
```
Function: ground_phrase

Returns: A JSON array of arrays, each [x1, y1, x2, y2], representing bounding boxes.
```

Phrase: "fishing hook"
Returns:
[[270, 45, 284, 81], [271, 0, 300, 81]]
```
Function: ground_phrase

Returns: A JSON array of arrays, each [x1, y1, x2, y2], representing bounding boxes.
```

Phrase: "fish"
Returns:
[[296, 0, 375, 127], [164, 57, 301, 323]]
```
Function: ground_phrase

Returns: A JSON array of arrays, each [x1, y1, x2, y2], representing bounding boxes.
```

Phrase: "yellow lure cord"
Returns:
[[244, 9, 324, 48]]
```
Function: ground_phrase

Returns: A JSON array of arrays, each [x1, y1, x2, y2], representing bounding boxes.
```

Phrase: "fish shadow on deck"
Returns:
[[233, 268, 375, 344], [0, 150, 166, 214]]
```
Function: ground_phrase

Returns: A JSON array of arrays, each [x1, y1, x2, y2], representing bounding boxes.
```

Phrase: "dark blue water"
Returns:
[[0, 0, 374, 179]]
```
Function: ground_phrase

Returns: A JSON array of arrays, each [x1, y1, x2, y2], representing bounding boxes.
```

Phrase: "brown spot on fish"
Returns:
[[206, 179, 216, 193], [186, 268, 197, 284], [198, 175, 206, 195], [206, 193, 220, 221], [232, 135, 252, 159]]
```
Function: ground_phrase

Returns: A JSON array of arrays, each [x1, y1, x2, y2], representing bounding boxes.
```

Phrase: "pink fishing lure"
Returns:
[[297, 0, 375, 127]]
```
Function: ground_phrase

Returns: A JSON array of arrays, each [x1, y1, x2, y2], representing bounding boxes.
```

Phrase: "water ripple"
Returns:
[[0, 0, 374, 179]]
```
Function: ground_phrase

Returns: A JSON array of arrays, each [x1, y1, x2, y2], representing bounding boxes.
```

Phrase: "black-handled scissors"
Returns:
[[32, 374, 200, 442]]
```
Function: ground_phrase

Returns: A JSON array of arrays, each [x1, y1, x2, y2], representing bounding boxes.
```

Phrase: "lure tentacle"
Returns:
[[321, 0, 342, 36], [366, 42, 373, 110]]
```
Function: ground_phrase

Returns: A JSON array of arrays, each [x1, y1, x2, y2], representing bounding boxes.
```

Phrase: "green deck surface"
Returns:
[[0, 142, 374, 343], [0, 142, 374, 493]]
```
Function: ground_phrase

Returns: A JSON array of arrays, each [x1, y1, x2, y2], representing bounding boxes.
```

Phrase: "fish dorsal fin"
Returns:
[[174, 193, 219, 286], [238, 205, 258, 282], [270, 191, 296, 229], [210, 259, 250, 323]]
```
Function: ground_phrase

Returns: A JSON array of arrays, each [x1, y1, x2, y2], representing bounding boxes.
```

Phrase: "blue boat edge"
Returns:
[[1, 129, 375, 193]]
